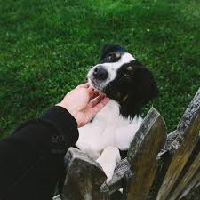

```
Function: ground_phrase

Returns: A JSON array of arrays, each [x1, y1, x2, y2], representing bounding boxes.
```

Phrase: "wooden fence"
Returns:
[[53, 87, 200, 200]]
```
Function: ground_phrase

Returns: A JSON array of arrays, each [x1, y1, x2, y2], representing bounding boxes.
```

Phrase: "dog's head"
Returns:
[[87, 43, 159, 116]]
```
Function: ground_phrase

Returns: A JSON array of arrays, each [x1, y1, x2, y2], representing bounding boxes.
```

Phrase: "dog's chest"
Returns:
[[76, 100, 142, 159]]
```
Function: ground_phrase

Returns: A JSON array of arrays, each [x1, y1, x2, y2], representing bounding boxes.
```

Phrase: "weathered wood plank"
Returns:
[[125, 108, 167, 200], [147, 130, 181, 200], [179, 171, 200, 200], [169, 137, 200, 200], [147, 151, 172, 200], [148, 91, 200, 200], [61, 148, 109, 200], [100, 157, 132, 195], [156, 88, 200, 200]]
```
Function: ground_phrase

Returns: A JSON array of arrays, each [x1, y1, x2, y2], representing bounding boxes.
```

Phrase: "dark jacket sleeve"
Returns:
[[0, 106, 78, 200]]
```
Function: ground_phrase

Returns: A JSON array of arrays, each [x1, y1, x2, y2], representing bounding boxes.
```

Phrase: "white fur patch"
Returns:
[[77, 100, 142, 156], [76, 100, 142, 181], [96, 147, 121, 183]]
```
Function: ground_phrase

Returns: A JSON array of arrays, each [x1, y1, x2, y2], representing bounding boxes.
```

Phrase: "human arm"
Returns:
[[0, 106, 78, 200], [0, 84, 109, 200]]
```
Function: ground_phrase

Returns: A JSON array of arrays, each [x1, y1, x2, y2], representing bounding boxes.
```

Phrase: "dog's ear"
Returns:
[[100, 43, 125, 61], [133, 61, 159, 104]]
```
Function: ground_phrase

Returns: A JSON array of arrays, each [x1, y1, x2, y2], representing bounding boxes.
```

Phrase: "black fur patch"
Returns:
[[103, 60, 159, 118], [100, 43, 125, 62]]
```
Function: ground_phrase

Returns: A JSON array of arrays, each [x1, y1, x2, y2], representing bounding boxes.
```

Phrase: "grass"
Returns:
[[0, 0, 200, 138]]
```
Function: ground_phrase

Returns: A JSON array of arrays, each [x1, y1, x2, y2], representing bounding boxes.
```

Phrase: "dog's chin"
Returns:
[[88, 79, 106, 95]]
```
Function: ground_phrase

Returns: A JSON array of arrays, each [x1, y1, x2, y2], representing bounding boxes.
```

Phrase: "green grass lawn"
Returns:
[[0, 0, 200, 138]]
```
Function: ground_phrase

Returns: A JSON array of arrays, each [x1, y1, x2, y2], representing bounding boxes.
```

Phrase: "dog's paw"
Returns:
[[99, 163, 115, 183], [96, 146, 121, 183]]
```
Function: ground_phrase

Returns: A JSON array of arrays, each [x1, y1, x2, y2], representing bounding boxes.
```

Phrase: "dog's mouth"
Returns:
[[87, 64, 110, 93], [88, 77, 106, 94], [91, 80, 97, 88]]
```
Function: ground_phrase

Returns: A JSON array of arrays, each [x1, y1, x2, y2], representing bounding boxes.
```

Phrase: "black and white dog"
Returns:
[[76, 44, 158, 182]]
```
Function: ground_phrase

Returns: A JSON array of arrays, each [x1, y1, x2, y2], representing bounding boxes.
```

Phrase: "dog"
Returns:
[[76, 44, 158, 182]]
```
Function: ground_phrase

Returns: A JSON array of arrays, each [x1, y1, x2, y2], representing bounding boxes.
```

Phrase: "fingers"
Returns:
[[90, 91, 100, 100], [84, 85, 100, 99], [76, 83, 106, 100], [76, 83, 98, 98], [88, 96, 102, 107], [88, 97, 109, 117], [76, 83, 90, 89], [88, 94, 106, 107]]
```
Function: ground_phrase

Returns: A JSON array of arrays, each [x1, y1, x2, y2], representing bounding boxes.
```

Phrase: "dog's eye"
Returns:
[[123, 66, 133, 78], [107, 52, 121, 62], [107, 55, 113, 61], [107, 53, 115, 61]]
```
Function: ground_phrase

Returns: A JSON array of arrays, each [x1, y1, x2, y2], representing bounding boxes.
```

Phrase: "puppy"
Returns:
[[76, 44, 158, 182]]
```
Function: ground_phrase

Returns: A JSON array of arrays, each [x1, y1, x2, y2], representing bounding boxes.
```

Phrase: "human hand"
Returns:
[[56, 84, 109, 127]]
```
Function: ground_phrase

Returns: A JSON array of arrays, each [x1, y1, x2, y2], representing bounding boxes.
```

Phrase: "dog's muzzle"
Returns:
[[88, 66, 108, 90]]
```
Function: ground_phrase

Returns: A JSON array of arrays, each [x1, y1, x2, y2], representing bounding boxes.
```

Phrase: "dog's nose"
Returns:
[[92, 66, 108, 80]]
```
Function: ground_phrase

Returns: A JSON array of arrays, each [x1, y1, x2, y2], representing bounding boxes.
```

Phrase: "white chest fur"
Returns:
[[76, 100, 142, 159]]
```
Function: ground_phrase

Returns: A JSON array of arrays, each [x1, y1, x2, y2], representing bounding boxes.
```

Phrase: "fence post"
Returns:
[[125, 108, 167, 200], [156, 88, 200, 200], [61, 148, 109, 200]]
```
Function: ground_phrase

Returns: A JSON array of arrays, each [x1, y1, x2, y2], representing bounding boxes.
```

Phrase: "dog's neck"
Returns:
[[119, 101, 142, 118], [118, 97, 143, 118], [103, 89, 143, 119], [95, 98, 142, 122]]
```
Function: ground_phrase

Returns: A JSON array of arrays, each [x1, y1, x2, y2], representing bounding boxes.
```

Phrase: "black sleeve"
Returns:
[[0, 106, 78, 200]]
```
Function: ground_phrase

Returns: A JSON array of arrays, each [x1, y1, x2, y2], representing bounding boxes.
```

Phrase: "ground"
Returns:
[[0, 0, 200, 138]]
